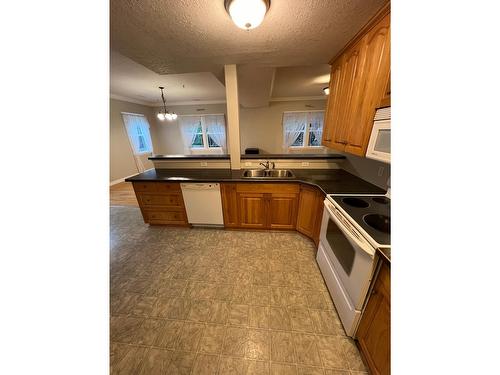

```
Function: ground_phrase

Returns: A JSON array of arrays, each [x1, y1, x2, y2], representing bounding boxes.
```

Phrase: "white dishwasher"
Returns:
[[180, 183, 224, 226]]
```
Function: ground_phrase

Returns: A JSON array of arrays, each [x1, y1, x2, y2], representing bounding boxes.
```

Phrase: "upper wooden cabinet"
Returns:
[[323, 40, 365, 149], [379, 73, 391, 108], [322, 5, 391, 157]]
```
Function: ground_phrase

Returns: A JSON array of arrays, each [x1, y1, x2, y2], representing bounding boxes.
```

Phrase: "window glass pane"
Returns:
[[191, 133, 203, 147], [195, 123, 202, 134], [207, 134, 220, 147], [283, 111, 324, 149], [122, 113, 153, 154], [291, 132, 304, 146], [308, 131, 322, 146], [138, 135, 146, 151]]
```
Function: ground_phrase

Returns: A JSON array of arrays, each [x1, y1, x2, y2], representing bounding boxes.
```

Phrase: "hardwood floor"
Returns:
[[110, 182, 139, 207]]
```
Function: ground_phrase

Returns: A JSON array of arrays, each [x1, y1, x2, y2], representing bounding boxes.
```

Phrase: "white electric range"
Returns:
[[316, 193, 390, 337]]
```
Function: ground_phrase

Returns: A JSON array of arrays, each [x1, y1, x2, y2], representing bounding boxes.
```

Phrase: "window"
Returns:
[[282, 111, 325, 149], [180, 114, 226, 153], [121, 113, 153, 154]]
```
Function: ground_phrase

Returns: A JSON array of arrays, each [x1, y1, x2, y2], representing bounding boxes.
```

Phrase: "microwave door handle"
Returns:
[[324, 202, 375, 257]]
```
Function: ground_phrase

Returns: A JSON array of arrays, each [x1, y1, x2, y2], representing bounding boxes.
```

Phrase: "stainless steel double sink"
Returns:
[[242, 169, 295, 178]]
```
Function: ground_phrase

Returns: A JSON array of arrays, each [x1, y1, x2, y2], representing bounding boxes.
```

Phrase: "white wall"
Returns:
[[109, 99, 157, 182], [152, 99, 331, 155], [239, 100, 330, 154]]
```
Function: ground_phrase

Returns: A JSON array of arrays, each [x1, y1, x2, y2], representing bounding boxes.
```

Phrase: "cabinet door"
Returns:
[[323, 40, 365, 151], [268, 193, 298, 230], [346, 13, 391, 156], [296, 186, 319, 237], [221, 183, 239, 227], [322, 63, 345, 150], [357, 262, 390, 375], [237, 192, 267, 229], [379, 72, 391, 108]]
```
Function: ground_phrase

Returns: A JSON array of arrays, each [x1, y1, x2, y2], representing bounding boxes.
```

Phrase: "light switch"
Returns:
[[201, 161, 208, 167]]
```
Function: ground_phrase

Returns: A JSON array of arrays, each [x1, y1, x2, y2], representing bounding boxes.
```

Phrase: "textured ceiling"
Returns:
[[110, 0, 387, 75], [110, 51, 331, 106], [271, 65, 332, 98], [110, 51, 226, 105]]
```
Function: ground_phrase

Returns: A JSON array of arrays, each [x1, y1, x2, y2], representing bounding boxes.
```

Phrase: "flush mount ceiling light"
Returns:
[[323, 87, 330, 95], [225, 0, 270, 30], [157, 86, 177, 121]]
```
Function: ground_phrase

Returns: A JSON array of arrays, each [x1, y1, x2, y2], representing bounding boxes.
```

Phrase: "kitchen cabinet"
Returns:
[[323, 40, 365, 149], [322, 5, 390, 157], [238, 192, 267, 229], [134, 180, 324, 244], [379, 73, 391, 108], [356, 260, 390, 375], [268, 193, 298, 230], [132, 182, 189, 226], [231, 183, 300, 230], [220, 183, 239, 227], [296, 185, 325, 245]]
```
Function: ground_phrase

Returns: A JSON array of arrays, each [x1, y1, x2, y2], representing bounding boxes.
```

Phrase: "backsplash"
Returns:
[[340, 152, 390, 190]]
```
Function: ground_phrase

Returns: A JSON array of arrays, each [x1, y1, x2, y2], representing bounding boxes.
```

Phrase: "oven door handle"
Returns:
[[324, 201, 375, 257]]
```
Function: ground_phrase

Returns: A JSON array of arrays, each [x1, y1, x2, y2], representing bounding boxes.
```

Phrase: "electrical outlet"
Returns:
[[301, 162, 310, 167], [200, 161, 208, 167], [378, 166, 384, 176]]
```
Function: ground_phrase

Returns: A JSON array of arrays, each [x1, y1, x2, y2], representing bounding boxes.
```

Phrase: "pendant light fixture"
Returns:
[[157, 86, 177, 121], [225, 0, 270, 30]]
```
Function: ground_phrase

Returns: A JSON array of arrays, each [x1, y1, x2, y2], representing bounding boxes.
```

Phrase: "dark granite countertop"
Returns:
[[149, 154, 230, 160], [148, 154, 346, 160], [125, 168, 386, 195], [241, 154, 346, 160]]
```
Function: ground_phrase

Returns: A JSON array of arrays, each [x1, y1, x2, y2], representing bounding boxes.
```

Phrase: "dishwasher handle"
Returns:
[[180, 183, 220, 190]]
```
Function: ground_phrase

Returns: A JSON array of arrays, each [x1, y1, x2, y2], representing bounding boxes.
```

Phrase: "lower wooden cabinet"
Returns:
[[221, 182, 323, 242], [133, 181, 325, 243], [220, 183, 239, 227], [144, 209, 186, 225], [221, 183, 300, 231], [356, 261, 391, 375], [268, 193, 298, 230], [296, 185, 325, 245], [238, 192, 268, 229], [132, 182, 189, 226]]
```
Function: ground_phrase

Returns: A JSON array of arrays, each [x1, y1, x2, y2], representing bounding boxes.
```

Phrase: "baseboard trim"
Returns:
[[110, 169, 154, 186]]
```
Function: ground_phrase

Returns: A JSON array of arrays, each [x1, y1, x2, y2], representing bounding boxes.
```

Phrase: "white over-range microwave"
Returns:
[[366, 107, 391, 163]]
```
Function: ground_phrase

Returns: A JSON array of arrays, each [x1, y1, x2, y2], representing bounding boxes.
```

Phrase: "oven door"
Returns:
[[319, 199, 376, 309]]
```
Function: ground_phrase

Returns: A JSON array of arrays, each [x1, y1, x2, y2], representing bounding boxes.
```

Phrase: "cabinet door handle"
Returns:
[[324, 138, 332, 142]]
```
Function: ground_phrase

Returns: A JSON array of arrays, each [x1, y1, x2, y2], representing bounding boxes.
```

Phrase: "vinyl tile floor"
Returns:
[[110, 206, 368, 375]]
